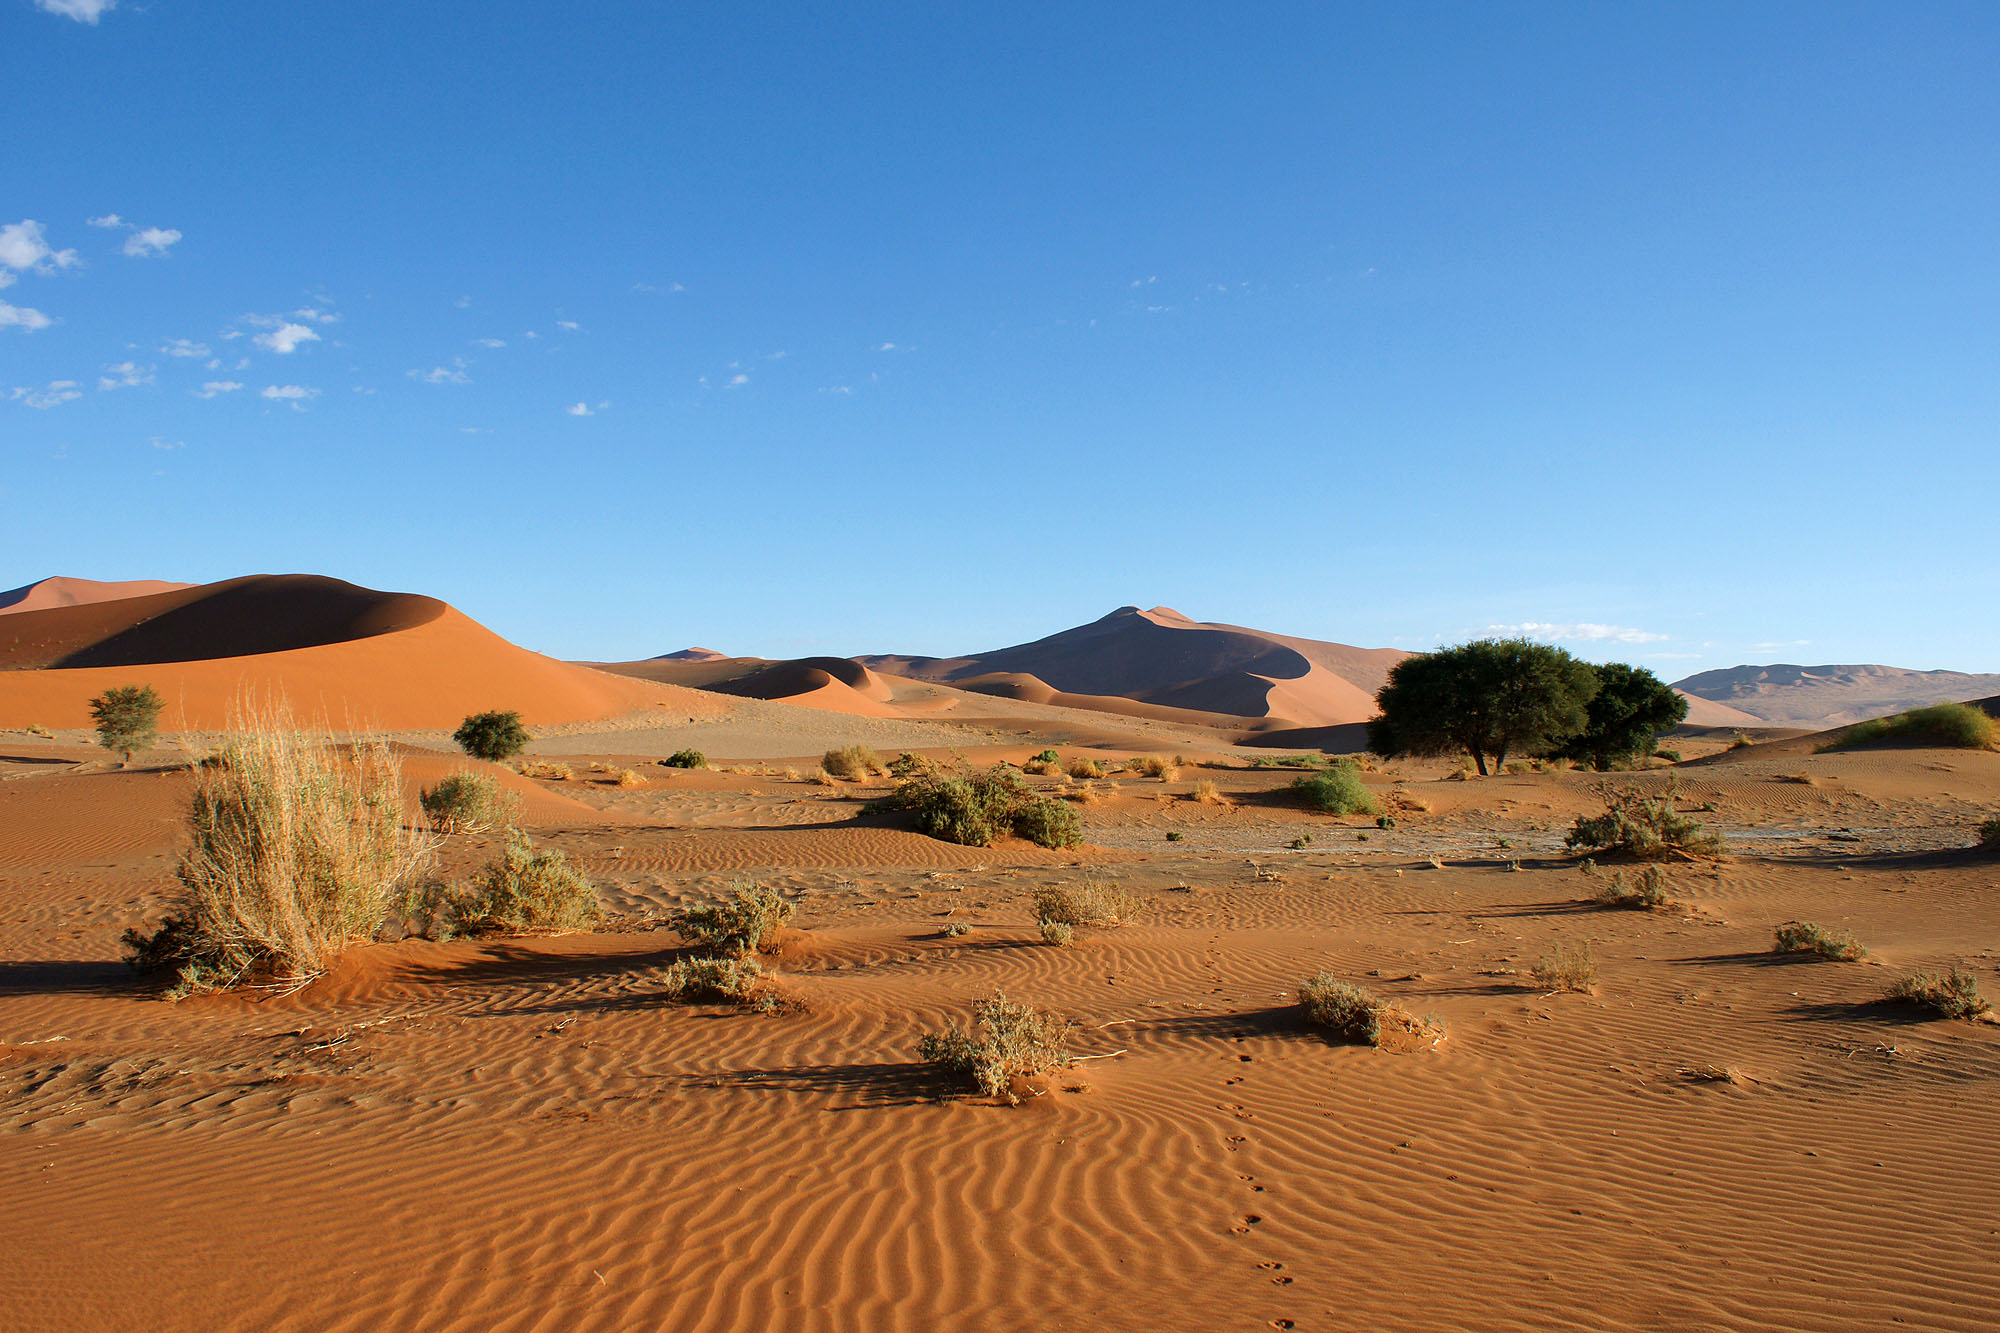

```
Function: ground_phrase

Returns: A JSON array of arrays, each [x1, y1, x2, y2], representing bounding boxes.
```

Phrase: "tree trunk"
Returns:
[[1473, 752, 1489, 776]]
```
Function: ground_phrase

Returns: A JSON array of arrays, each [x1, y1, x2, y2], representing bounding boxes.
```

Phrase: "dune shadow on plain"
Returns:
[[0, 958, 141, 998]]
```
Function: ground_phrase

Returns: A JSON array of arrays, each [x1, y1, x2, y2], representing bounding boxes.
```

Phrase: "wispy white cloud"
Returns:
[[820, 385, 853, 395], [260, 384, 319, 402], [726, 373, 749, 388], [290, 306, 338, 324], [9, 380, 82, 409], [195, 380, 244, 398], [254, 322, 319, 354], [35, 0, 116, 22], [86, 213, 124, 229], [150, 436, 184, 451], [99, 360, 154, 389], [472, 337, 506, 349], [556, 319, 580, 332], [566, 402, 593, 416], [161, 337, 209, 358], [1482, 621, 1670, 645], [409, 363, 470, 385], [0, 300, 53, 331], [0, 220, 80, 276], [122, 226, 182, 258]]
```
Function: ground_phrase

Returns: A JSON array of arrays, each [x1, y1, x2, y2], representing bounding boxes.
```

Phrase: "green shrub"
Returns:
[[455, 829, 602, 932], [1565, 781, 1723, 860], [419, 771, 523, 834], [1013, 794, 1082, 849], [823, 744, 885, 779], [658, 954, 767, 1005], [1299, 975, 1383, 1045], [872, 764, 1082, 848], [677, 883, 795, 956], [1532, 943, 1598, 993], [1164, 830, 1183, 842], [89, 684, 163, 764], [1821, 704, 1996, 753], [1773, 920, 1866, 961], [1030, 749, 1059, 765], [1598, 865, 1673, 910], [918, 991, 1075, 1101], [888, 751, 933, 778], [1292, 761, 1381, 816], [1885, 968, 1990, 1019], [454, 710, 531, 763], [660, 748, 706, 769], [1034, 879, 1142, 930], [1980, 817, 2000, 848], [122, 701, 433, 996]]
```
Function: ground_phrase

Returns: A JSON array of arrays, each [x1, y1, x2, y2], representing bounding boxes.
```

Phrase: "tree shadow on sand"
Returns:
[[699, 1061, 945, 1108]]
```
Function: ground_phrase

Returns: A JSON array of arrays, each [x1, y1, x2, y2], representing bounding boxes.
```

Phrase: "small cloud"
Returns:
[[254, 322, 319, 355], [122, 226, 182, 258], [34, 0, 116, 22], [631, 282, 657, 293], [1129, 275, 1158, 288], [260, 384, 319, 402], [0, 219, 80, 276], [566, 402, 592, 416], [86, 213, 124, 229], [1482, 621, 1670, 645], [290, 306, 338, 324], [149, 436, 183, 451], [408, 364, 470, 386], [0, 300, 53, 331], [556, 319, 580, 332], [820, 385, 853, 395], [161, 337, 209, 358], [99, 360, 155, 390], [459, 426, 486, 435], [523, 330, 539, 340], [472, 337, 506, 349], [195, 380, 244, 398], [726, 373, 749, 388], [9, 380, 82, 409], [877, 342, 899, 351]]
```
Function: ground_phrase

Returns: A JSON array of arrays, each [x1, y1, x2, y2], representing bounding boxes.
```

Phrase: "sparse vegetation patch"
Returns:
[[823, 744, 886, 779], [1773, 920, 1866, 961], [1820, 704, 1995, 753], [919, 991, 1075, 1101], [420, 771, 523, 834], [1885, 968, 1990, 1020], [677, 883, 796, 956], [1531, 943, 1599, 993], [1565, 781, 1723, 861], [1597, 865, 1673, 910]]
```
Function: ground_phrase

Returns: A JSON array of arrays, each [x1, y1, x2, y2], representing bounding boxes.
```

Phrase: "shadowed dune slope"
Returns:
[[600, 656, 900, 718], [0, 576, 725, 732], [1674, 663, 2000, 727], [0, 576, 195, 617], [861, 605, 1407, 727]]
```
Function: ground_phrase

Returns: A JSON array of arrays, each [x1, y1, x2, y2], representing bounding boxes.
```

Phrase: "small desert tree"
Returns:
[[89, 684, 163, 764], [1368, 639, 1598, 775], [453, 710, 530, 762], [1560, 663, 1689, 770]]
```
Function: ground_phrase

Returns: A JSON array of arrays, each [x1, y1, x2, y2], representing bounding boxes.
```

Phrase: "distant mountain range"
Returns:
[[1670, 664, 2000, 728]]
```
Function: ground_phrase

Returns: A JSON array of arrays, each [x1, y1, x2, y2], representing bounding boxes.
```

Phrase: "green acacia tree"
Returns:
[[1367, 638, 1599, 775], [453, 710, 531, 763], [1561, 663, 1689, 770], [89, 684, 164, 765]]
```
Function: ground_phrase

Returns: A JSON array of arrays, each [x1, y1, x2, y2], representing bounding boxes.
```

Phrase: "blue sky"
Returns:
[[5, 2, 1997, 674]]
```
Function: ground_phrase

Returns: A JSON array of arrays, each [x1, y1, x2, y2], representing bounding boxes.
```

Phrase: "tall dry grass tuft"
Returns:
[[123, 697, 434, 996]]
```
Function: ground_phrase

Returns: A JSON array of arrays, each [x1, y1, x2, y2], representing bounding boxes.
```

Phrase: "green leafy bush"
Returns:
[[871, 764, 1084, 848], [919, 991, 1075, 1101], [455, 829, 602, 932], [89, 684, 163, 764], [658, 954, 767, 1005], [1292, 761, 1381, 816], [1598, 865, 1673, 910], [677, 883, 796, 956], [1013, 794, 1083, 849], [659, 748, 707, 769], [454, 710, 531, 763], [1979, 816, 2000, 848], [1885, 968, 1989, 1019], [1821, 704, 1995, 753], [419, 771, 523, 834], [1773, 920, 1866, 961]]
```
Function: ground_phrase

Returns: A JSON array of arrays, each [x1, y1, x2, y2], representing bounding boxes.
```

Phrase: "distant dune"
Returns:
[[861, 605, 1408, 728], [1674, 663, 2000, 727], [0, 575, 193, 616], [0, 574, 722, 732]]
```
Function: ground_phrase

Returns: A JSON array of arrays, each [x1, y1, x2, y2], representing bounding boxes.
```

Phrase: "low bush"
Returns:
[[1030, 749, 1059, 765], [1773, 920, 1866, 961], [873, 764, 1083, 848], [609, 767, 646, 787], [658, 954, 767, 1005], [1565, 781, 1723, 860], [660, 748, 707, 769], [518, 759, 573, 781], [677, 883, 796, 956], [1189, 779, 1224, 805], [1033, 879, 1142, 930], [1251, 754, 1323, 769], [1299, 975, 1383, 1045], [1131, 755, 1177, 780], [1013, 795, 1083, 849], [455, 829, 603, 933], [1021, 757, 1060, 776], [1980, 816, 2000, 848], [1039, 919, 1074, 947], [1292, 761, 1381, 816], [1821, 703, 1996, 753], [918, 991, 1075, 1101], [454, 710, 531, 763], [1066, 756, 1105, 780], [1728, 733, 1756, 750], [887, 751, 932, 778], [1531, 942, 1598, 993], [1164, 830, 1183, 842], [1598, 865, 1673, 910], [823, 744, 886, 779], [1885, 968, 1990, 1019], [122, 701, 434, 996], [419, 771, 523, 834]]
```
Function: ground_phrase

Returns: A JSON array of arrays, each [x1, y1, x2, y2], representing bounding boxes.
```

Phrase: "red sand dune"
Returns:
[[603, 656, 902, 718], [0, 574, 723, 732], [0, 575, 193, 616]]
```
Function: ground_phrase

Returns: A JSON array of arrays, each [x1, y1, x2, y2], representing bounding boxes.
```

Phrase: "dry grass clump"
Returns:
[[1565, 781, 1723, 861], [1298, 973, 1441, 1048], [419, 771, 523, 834], [1188, 778, 1224, 805], [887, 751, 932, 778], [1021, 757, 1059, 776], [1531, 942, 1599, 993], [1292, 760, 1381, 816], [1885, 968, 1990, 1019], [122, 701, 433, 997], [1821, 703, 1996, 753], [1033, 878, 1143, 933], [657, 954, 769, 1006], [1728, 732, 1757, 750], [677, 883, 796, 956], [823, 744, 886, 779], [1130, 755, 1178, 780], [1597, 865, 1674, 910], [517, 759, 574, 782], [919, 991, 1075, 1101], [611, 767, 646, 787], [1773, 920, 1866, 961], [1039, 919, 1075, 947], [1066, 756, 1104, 780]]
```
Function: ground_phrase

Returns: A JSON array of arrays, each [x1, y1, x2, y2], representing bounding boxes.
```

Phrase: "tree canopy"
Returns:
[[453, 710, 531, 763], [89, 684, 164, 765], [1559, 662, 1689, 770], [1367, 639, 1599, 775]]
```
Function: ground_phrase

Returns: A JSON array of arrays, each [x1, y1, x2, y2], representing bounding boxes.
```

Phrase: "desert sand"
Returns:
[[2, 580, 1997, 1332]]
